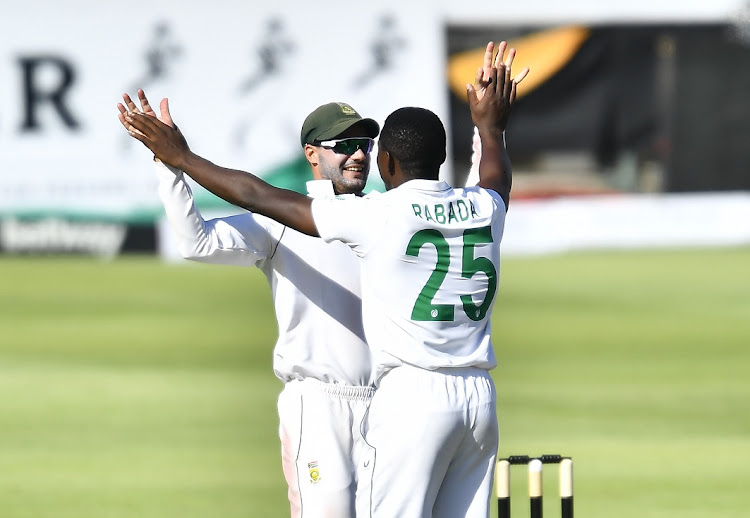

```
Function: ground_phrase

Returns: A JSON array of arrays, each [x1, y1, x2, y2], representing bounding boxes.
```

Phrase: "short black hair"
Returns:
[[379, 107, 446, 180]]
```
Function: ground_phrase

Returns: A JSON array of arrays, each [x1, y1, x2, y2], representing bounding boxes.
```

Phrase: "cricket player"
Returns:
[[119, 94, 380, 518], [123, 41, 526, 517]]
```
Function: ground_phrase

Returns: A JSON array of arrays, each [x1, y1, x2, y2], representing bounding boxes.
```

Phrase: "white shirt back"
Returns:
[[312, 179, 506, 380]]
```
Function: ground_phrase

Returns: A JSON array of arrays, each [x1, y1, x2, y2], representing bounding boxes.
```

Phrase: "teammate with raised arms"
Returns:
[[119, 94, 379, 518]]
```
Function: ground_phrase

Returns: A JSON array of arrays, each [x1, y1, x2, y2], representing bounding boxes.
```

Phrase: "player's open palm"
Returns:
[[467, 41, 528, 134], [125, 112, 190, 170], [468, 65, 511, 136], [473, 41, 529, 103], [117, 89, 175, 135]]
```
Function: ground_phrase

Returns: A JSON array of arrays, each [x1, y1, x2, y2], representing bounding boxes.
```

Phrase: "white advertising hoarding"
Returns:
[[0, 1, 445, 222]]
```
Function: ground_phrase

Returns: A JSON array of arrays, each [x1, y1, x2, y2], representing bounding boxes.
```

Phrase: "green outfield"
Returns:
[[1, 248, 748, 517]]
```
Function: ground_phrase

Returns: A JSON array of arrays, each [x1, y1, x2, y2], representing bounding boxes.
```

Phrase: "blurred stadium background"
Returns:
[[1, 0, 749, 516]]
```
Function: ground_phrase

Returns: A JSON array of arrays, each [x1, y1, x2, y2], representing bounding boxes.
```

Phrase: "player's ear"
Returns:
[[387, 152, 395, 176], [304, 144, 318, 167]]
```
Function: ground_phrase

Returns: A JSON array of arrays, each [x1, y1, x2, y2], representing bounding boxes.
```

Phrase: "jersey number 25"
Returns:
[[405, 226, 497, 322]]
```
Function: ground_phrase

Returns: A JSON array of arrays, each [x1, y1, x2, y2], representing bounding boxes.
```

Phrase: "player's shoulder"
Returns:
[[318, 190, 384, 213], [362, 189, 382, 199], [450, 185, 507, 219], [248, 212, 287, 238], [462, 184, 505, 203]]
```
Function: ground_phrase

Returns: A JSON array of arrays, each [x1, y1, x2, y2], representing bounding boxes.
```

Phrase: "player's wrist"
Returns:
[[476, 125, 504, 142]]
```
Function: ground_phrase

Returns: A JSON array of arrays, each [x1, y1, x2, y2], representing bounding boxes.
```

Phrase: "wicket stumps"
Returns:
[[496, 454, 573, 518]]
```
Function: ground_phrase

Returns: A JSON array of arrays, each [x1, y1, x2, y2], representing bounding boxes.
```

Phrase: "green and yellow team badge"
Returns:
[[308, 461, 321, 484]]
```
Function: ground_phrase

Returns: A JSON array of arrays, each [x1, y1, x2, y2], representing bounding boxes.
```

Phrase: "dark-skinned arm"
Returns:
[[465, 127, 512, 201], [466, 40, 527, 209], [477, 123, 511, 208], [467, 65, 515, 208], [125, 112, 319, 237]]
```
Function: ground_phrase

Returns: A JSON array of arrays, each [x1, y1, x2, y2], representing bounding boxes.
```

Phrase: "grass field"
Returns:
[[1, 248, 748, 517]]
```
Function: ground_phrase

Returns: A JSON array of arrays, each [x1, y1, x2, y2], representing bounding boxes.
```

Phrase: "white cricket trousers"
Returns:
[[278, 378, 375, 518], [363, 365, 498, 518]]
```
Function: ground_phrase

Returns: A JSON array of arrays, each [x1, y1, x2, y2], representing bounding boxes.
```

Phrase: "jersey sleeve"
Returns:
[[464, 126, 481, 187], [464, 127, 507, 188], [310, 196, 381, 256], [155, 160, 278, 266]]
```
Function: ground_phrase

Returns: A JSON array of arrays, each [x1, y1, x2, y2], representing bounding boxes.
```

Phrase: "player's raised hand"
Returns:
[[124, 112, 190, 170], [467, 65, 504, 136], [472, 41, 500, 102], [117, 89, 175, 137], [467, 40, 529, 133], [472, 41, 529, 103]]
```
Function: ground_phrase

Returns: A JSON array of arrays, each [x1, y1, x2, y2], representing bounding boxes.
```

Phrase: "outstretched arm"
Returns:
[[124, 111, 319, 237], [117, 89, 284, 261], [466, 41, 528, 208]]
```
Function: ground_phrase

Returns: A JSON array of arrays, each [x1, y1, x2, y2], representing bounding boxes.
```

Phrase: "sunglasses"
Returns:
[[316, 137, 374, 155]]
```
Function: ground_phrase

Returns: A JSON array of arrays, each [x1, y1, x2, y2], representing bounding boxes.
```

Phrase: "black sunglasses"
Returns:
[[316, 137, 374, 155]]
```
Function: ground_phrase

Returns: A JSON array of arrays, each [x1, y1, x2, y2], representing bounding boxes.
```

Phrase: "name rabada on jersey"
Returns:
[[411, 199, 479, 224]]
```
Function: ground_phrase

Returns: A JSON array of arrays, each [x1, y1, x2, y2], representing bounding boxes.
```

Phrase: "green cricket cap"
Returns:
[[300, 102, 379, 146]]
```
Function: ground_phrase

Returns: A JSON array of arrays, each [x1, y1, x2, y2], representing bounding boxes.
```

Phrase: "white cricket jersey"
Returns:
[[155, 161, 373, 387], [311, 179, 506, 380]]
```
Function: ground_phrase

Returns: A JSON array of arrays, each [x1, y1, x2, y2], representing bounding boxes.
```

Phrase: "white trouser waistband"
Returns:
[[291, 378, 375, 401]]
